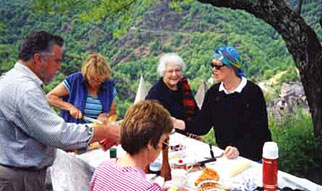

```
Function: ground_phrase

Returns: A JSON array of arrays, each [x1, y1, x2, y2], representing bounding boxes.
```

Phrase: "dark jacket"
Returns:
[[187, 81, 272, 161]]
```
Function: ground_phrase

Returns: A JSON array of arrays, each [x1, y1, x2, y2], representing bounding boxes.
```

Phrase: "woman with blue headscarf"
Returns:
[[180, 46, 272, 161]]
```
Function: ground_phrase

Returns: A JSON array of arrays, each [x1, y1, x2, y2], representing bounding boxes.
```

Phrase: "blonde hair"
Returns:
[[81, 53, 112, 82]]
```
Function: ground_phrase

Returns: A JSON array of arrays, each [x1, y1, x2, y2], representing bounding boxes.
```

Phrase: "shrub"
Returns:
[[269, 110, 322, 184]]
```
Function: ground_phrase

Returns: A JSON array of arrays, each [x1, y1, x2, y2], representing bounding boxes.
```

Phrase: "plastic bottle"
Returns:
[[173, 159, 186, 169], [160, 146, 172, 181], [262, 142, 279, 191]]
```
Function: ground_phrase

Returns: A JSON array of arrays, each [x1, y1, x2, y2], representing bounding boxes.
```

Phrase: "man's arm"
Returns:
[[16, 89, 119, 150], [90, 123, 120, 145]]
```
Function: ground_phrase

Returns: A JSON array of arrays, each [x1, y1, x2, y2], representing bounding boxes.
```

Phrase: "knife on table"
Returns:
[[194, 146, 224, 166], [83, 116, 103, 125], [195, 158, 217, 166]]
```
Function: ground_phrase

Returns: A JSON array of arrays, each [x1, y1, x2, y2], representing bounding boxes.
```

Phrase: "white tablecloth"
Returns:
[[167, 133, 322, 191], [50, 133, 322, 191]]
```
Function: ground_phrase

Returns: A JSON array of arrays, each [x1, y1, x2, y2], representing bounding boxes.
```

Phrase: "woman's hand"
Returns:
[[161, 187, 169, 191], [223, 146, 239, 159], [172, 117, 186, 131], [97, 113, 108, 124], [187, 133, 204, 142], [69, 105, 82, 119]]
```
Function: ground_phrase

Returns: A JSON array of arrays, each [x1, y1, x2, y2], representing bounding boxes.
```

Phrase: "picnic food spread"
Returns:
[[194, 168, 220, 186], [196, 180, 227, 191]]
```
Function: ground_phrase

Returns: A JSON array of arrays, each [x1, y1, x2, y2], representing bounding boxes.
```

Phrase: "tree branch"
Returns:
[[196, 0, 320, 59], [197, 0, 322, 137], [296, 0, 304, 16]]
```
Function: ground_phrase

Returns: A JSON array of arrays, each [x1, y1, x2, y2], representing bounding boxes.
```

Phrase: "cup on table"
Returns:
[[149, 161, 162, 175]]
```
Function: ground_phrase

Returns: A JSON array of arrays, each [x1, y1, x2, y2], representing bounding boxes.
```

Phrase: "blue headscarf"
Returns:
[[213, 46, 245, 77]]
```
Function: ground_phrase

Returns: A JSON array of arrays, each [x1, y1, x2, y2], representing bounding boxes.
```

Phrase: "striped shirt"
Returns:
[[0, 62, 93, 169], [90, 160, 162, 191], [83, 95, 103, 119]]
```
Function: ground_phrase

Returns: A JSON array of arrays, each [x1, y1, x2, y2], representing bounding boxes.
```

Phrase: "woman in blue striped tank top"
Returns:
[[46, 53, 117, 124]]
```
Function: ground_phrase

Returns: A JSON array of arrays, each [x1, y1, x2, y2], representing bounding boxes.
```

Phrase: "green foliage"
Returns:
[[1, 0, 321, 119], [1, 0, 322, 183], [203, 128, 216, 146], [269, 110, 322, 183], [169, 0, 193, 13], [278, 65, 300, 83], [114, 97, 133, 118]]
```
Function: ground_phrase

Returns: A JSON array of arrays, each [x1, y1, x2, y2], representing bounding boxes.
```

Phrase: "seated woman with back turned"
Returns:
[[90, 100, 173, 191], [46, 53, 117, 124]]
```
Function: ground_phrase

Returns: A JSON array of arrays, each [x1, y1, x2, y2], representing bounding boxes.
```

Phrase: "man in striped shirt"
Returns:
[[0, 31, 120, 191]]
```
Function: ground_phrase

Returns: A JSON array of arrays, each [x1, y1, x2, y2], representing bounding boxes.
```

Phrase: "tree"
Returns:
[[33, 0, 322, 137]]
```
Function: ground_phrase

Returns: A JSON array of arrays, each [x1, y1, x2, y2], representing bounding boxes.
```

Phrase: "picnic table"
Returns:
[[49, 132, 322, 191]]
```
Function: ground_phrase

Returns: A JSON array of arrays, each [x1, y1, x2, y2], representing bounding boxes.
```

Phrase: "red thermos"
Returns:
[[262, 142, 279, 191]]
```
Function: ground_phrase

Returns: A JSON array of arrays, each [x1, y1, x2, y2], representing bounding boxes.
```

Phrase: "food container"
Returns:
[[196, 180, 227, 191], [173, 159, 187, 169]]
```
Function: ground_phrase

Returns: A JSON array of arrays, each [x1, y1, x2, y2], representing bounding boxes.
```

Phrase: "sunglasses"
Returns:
[[210, 62, 226, 70]]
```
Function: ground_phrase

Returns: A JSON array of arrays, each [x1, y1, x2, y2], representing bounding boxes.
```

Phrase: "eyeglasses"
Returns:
[[162, 139, 170, 150], [210, 62, 225, 70], [88, 77, 105, 83], [40, 53, 55, 57], [39, 53, 63, 64], [166, 69, 182, 74]]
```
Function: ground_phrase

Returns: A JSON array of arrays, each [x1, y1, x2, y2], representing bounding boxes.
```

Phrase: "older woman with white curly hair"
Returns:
[[146, 53, 199, 135]]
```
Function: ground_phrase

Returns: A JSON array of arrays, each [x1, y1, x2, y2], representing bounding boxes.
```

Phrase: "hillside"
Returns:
[[0, 0, 321, 116]]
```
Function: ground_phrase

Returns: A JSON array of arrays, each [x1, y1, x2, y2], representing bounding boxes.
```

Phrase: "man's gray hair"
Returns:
[[19, 31, 64, 61], [157, 53, 186, 77]]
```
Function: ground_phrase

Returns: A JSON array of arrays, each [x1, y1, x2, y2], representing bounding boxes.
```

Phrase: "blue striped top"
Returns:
[[83, 95, 103, 120]]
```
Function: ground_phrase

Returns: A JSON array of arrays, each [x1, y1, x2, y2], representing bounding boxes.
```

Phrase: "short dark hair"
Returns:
[[19, 31, 64, 61], [121, 100, 173, 155]]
